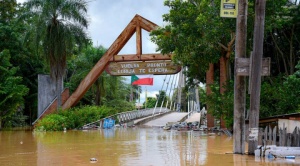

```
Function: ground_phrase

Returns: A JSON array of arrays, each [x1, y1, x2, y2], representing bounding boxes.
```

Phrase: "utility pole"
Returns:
[[234, 0, 248, 154], [248, 0, 266, 155]]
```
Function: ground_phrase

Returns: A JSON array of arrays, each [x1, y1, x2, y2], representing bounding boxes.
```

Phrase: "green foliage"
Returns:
[[205, 81, 234, 128], [0, 50, 29, 128], [260, 73, 300, 118], [198, 86, 206, 109], [34, 114, 66, 131], [144, 97, 157, 108], [0, 0, 17, 23], [0, 2, 48, 124], [263, 0, 300, 75], [103, 99, 135, 113], [35, 106, 116, 131], [156, 90, 167, 107]]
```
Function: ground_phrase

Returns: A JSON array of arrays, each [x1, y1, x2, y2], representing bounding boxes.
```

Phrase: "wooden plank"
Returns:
[[268, 126, 272, 145], [287, 133, 291, 147], [235, 58, 250, 76], [272, 126, 277, 145], [298, 128, 300, 147], [258, 128, 263, 145], [297, 128, 300, 147], [137, 15, 158, 32], [109, 53, 172, 62], [283, 124, 287, 146], [235, 57, 270, 76], [136, 25, 142, 56], [279, 128, 282, 146], [233, 0, 247, 154], [106, 61, 181, 76], [264, 126, 268, 146]]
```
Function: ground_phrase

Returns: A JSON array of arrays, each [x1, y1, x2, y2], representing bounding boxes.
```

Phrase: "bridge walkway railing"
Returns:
[[82, 107, 171, 129]]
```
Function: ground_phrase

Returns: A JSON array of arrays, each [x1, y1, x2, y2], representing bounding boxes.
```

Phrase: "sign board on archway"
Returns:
[[106, 61, 181, 76]]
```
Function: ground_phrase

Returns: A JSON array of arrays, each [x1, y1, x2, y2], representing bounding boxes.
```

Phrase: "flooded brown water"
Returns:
[[1, 128, 300, 166]]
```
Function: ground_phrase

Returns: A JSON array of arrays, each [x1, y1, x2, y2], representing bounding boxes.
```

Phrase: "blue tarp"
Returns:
[[103, 118, 115, 129]]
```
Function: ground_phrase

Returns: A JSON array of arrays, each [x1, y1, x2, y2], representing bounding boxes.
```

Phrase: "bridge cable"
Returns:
[[170, 73, 179, 110], [165, 74, 176, 110], [152, 75, 168, 115], [159, 75, 172, 113], [171, 73, 180, 111]]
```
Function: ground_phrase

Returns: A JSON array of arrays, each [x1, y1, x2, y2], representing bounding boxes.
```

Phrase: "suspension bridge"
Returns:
[[81, 68, 206, 130]]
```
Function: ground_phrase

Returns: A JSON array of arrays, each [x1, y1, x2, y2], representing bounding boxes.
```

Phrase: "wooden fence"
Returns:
[[258, 125, 300, 147]]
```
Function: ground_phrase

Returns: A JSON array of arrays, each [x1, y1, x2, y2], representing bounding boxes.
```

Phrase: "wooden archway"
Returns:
[[62, 15, 172, 110]]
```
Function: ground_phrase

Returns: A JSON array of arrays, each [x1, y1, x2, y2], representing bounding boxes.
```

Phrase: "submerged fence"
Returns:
[[259, 126, 300, 147]]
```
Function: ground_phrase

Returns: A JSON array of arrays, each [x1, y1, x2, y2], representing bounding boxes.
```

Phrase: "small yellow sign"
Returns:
[[220, 0, 238, 18]]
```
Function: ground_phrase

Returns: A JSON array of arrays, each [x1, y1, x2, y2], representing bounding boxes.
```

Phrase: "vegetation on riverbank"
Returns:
[[34, 105, 135, 131]]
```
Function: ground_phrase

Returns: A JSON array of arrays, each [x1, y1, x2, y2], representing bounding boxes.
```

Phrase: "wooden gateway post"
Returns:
[[235, 0, 269, 154], [248, 0, 267, 155], [234, 0, 248, 154]]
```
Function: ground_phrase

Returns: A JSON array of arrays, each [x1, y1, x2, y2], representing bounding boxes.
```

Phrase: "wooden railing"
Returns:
[[258, 126, 300, 147]]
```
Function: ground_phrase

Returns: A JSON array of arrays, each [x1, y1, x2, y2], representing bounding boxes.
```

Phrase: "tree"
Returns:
[[0, 0, 46, 124], [144, 97, 157, 108], [205, 81, 234, 128], [67, 45, 107, 105], [150, 0, 236, 126], [150, 0, 236, 84], [0, 50, 28, 129], [0, 0, 17, 23], [264, 0, 300, 75], [25, 0, 89, 110]]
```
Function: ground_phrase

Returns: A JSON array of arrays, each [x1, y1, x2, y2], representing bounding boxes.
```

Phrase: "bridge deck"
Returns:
[[185, 113, 200, 122], [142, 112, 188, 127]]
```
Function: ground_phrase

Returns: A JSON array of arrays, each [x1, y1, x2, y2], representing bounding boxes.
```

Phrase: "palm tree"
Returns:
[[26, 0, 89, 110]]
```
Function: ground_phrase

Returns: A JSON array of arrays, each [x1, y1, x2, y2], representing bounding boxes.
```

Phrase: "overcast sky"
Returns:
[[17, 0, 179, 103]]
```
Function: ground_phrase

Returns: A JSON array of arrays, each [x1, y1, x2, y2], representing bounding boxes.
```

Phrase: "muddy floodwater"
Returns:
[[1, 128, 300, 166]]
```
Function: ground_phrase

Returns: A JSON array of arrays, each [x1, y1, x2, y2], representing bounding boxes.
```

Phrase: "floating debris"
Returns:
[[285, 156, 296, 159], [90, 158, 98, 163]]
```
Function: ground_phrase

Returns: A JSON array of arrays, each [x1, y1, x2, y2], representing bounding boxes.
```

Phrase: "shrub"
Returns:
[[34, 106, 117, 131], [35, 114, 66, 131]]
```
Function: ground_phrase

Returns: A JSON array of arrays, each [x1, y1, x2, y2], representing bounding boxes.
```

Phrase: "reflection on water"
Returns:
[[1, 128, 300, 166]]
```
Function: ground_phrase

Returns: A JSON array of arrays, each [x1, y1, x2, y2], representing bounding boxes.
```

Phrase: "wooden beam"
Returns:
[[248, 0, 267, 155], [136, 24, 142, 57], [136, 15, 158, 32], [233, 0, 248, 154], [109, 53, 172, 62]]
